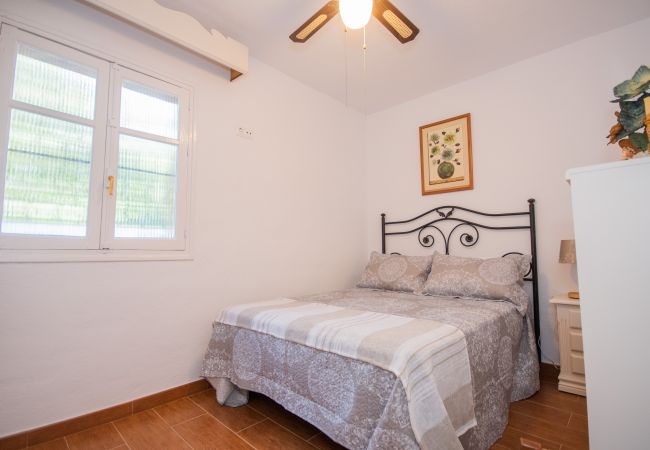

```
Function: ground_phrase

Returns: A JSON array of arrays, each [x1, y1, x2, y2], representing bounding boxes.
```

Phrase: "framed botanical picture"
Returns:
[[419, 113, 473, 195]]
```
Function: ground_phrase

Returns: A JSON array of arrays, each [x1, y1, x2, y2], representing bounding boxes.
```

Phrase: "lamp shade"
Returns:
[[339, 0, 373, 30], [559, 239, 577, 264]]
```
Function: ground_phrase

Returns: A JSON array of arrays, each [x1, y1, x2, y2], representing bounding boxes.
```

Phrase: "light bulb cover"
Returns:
[[339, 0, 373, 30]]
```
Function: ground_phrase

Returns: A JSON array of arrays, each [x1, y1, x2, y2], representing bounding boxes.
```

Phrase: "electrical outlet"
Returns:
[[237, 127, 254, 140]]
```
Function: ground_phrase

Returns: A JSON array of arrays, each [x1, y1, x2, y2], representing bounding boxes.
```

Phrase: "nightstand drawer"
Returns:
[[550, 296, 586, 396], [569, 309, 582, 329], [571, 352, 585, 375], [569, 331, 583, 352]]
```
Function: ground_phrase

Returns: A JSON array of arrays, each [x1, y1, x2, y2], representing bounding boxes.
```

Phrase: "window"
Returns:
[[0, 25, 191, 257]]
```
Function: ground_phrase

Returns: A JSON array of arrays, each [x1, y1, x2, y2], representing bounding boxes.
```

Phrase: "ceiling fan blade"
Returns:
[[290, 1, 339, 43], [373, 0, 419, 43]]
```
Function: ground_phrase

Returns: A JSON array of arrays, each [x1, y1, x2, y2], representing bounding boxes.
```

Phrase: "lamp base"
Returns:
[[568, 291, 580, 300]]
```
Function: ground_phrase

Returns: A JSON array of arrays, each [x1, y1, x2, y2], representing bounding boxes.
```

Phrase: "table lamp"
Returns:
[[559, 239, 579, 299]]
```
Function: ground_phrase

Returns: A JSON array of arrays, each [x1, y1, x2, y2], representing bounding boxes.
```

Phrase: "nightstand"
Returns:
[[550, 295, 586, 396]]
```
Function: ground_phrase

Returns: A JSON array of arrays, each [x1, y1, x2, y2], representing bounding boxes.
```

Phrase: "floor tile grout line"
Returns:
[[511, 406, 589, 438], [506, 423, 566, 447], [236, 418, 279, 450], [523, 398, 579, 414], [170, 427, 194, 450], [307, 431, 334, 450], [235, 398, 319, 443], [246, 404, 270, 419], [307, 431, 342, 449], [170, 412, 208, 428], [306, 432, 323, 442], [236, 417, 269, 435], [508, 414, 567, 431], [510, 403, 578, 420], [245, 399, 320, 443], [153, 398, 207, 428], [186, 395, 263, 450], [231, 418, 267, 450], [223, 395, 333, 449], [108, 421, 130, 450], [236, 416, 268, 435], [527, 388, 587, 405], [151, 409, 195, 450], [110, 420, 132, 450], [187, 392, 268, 431], [106, 444, 127, 450], [205, 394, 319, 449], [525, 398, 587, 417], [262, 417, 320, 449], [169, 426, 195, 450]]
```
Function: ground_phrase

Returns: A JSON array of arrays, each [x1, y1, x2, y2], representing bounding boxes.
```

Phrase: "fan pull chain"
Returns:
[[363, 26, 367, 113], [344, 27, 349, 107], [363, 25, 367, 51]]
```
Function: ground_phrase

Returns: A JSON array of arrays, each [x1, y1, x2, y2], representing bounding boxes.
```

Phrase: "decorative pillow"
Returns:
[[357, 251, 432, 293], [422, 252, 529, 313], [504, 253, 533, 279]]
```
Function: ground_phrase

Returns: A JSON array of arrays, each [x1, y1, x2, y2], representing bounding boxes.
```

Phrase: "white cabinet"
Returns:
[[567, 158, 650, 450], [549, 296, 585, 396]]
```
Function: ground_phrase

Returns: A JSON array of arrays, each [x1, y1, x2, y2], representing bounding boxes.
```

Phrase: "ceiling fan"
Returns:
[[290, 0, 419, 44]]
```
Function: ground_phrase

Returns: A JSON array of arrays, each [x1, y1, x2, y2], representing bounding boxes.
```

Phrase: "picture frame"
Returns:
[[419, 113, 473, 195]]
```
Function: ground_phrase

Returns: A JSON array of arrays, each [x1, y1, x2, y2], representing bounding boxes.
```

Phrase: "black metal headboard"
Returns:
[[381, 198, 540, 361]]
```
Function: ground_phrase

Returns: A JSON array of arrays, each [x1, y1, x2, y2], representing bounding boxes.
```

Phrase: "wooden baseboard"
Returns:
[[0, 364, 560, 449], [0, 379, 210, 449]]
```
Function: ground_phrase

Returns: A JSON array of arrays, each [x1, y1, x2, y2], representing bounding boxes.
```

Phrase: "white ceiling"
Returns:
[[157, 0, 650, 113]]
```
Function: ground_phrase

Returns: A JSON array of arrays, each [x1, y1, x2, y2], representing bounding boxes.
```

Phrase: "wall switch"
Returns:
[[237, 127, 254, 140]]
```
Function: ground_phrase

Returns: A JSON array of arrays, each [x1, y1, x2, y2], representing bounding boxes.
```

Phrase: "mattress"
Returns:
[[201, 288, 539, 450]]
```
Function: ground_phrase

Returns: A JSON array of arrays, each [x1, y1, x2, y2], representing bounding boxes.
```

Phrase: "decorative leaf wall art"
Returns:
[[419, 114, 473, 195]]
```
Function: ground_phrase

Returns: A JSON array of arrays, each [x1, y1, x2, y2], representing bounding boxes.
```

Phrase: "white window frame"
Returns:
[[0, 25, 111, 250], [0, 23, 193, 262], [101, 65, 190, 251]]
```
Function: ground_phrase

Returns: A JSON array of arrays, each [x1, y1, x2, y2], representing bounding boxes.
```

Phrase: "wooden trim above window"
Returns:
[[80, 0, 249, 80]]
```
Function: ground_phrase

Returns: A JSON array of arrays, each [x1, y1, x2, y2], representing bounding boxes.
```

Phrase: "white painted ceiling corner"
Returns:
[[78, 0, 249, 76], [155, 0, 650, 114], [79, 0, 650, 113]]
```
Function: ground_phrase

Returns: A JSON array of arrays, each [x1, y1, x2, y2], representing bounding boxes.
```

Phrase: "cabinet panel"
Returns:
[[569, 309, 582, 329], [569, 331, 583, 352], [571, 353, 585, 375]]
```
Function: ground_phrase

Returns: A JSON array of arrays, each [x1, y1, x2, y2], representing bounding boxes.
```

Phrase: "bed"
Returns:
[[201, 200, 541, 450]]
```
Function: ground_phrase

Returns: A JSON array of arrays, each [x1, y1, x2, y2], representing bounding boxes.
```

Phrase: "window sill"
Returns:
[[0, 248, 193, 263]]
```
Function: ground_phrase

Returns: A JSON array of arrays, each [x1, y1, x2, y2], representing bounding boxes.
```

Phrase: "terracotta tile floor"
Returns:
[[492, 367, 589, 450], [21, 373, 588, 449]]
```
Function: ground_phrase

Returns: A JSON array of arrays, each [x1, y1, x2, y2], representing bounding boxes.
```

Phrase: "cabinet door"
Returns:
[[568, 159, 650, 450]]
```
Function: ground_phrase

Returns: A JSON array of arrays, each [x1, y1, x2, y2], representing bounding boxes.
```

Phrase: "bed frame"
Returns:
[[380, 198, 540, 361]]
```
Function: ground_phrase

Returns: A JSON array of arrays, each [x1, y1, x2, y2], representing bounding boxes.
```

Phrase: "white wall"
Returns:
[[0, 0, 366, 436], [1, 0, 647, 437], [364, 17, 650, 364]]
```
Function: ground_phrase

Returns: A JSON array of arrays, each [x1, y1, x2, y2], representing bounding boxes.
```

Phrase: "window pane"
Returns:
[[12, 43, 97, 120], [1, 109, 93, 236], [115, 134, 177, 239], [120, 80, 179, 139]]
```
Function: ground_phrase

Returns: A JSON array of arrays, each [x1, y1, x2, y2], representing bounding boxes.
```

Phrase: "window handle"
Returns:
[[107, 175, 115, 196]]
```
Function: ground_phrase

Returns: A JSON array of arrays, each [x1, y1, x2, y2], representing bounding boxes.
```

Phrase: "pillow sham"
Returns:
[[503, 253, 533, 279], [422, 252, 529, 313], [357, 251, 432, 293]]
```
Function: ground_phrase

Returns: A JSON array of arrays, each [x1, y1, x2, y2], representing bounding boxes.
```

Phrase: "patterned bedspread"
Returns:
[[201, 288, 539, 450]]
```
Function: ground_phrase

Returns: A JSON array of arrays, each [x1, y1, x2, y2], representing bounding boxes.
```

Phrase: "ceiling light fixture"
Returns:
[[339, 0, 373, 30]]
